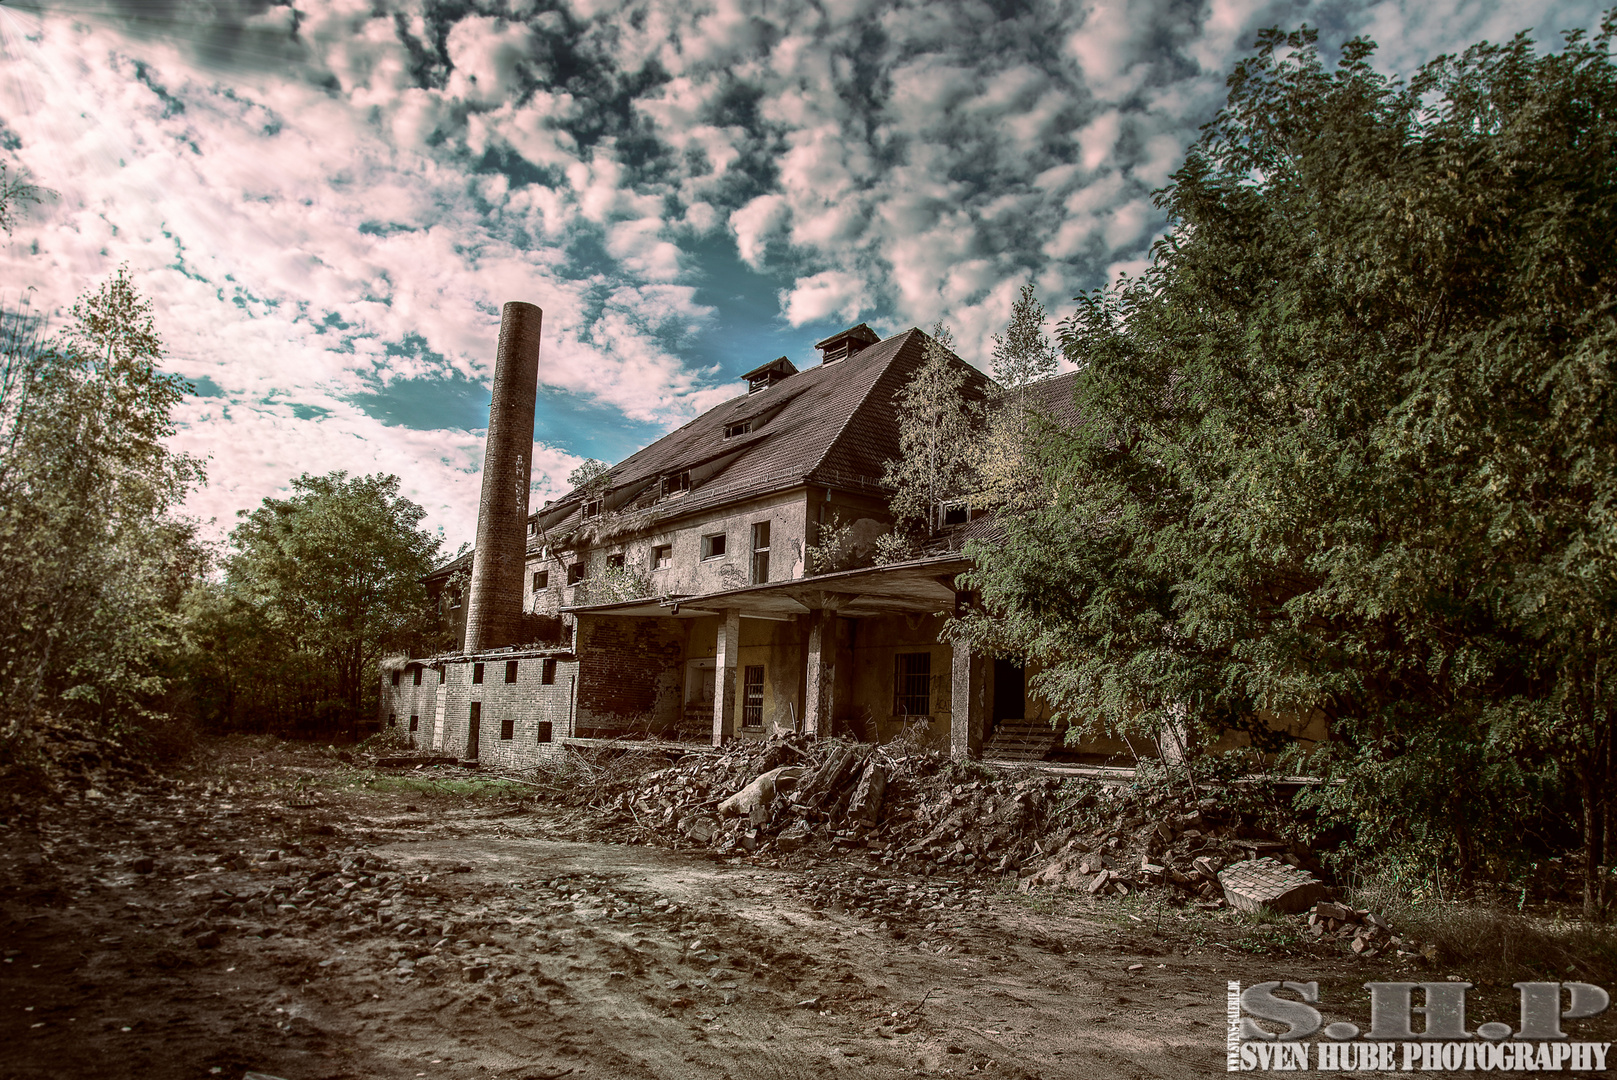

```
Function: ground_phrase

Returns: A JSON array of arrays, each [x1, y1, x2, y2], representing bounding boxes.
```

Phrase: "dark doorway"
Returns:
[[992, 659, 1025, 724], [467, 701, 481, 759]]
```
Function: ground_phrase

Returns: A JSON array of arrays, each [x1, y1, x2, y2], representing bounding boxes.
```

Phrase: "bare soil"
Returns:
[[0, 738, 1606, 1079]]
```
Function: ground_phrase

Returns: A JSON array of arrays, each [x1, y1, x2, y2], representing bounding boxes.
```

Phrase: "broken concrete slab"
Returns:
[[1218, 856, 1326, 914], [847, 761, 887, 824], [716, 766, 804, 819]]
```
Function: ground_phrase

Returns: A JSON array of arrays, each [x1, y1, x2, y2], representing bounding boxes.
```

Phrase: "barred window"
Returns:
[[893, 652, 931, 716], [742, 665, 765, 728]]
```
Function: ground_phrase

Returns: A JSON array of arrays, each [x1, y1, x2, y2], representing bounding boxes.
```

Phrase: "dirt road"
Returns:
[[0, 740, 1532, 1079]]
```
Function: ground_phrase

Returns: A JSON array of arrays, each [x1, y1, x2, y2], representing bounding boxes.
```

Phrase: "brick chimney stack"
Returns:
[[462, 301, 542, 653]]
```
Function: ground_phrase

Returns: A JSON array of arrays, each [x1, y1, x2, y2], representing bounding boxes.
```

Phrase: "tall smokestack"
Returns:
[[463, 301, 543, 654]]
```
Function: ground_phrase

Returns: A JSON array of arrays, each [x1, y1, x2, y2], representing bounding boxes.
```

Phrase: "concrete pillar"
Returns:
[[950, 643, 985, 760], [464, 301, 543, 653], [712, 608, 740, 746], [803, 609, 831, 737]]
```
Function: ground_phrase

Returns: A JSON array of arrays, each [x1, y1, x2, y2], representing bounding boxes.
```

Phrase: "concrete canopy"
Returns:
[[560, 554, 972, 622]]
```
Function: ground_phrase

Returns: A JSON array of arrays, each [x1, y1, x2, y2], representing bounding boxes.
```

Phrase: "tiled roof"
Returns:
[[532, 328, 994, 537], [1021, 370, 1082, 427]]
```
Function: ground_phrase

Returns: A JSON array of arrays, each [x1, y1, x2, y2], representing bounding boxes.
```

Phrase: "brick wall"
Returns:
[[574, 614, 686, 736]]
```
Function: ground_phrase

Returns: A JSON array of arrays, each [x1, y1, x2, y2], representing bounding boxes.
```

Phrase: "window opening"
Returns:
[[536, 721, 553, 743], [750, 522, 771, 585], [472, 662, 484, 684], [542, 658, 557, 685], [893, 652, 932, 716], [409, 715, 419, 731], [500, 714, 514, 740], [412, 667, 422, 686], [568, 563, 586, 585], [702, 533, 727, 560], [742, 665, 765, 728], [724, 420, 753, 438], [533, 570, 549, 590], [652, 544, 672, 570], [505, 659, 519, 683]]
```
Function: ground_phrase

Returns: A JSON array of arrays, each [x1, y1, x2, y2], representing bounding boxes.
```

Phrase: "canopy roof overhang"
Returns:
[[561, 554, 972, 622]]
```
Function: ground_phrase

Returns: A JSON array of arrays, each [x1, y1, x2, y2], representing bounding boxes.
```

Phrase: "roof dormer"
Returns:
[[741, 356, 798, 394], [814, 323, 880, 365]]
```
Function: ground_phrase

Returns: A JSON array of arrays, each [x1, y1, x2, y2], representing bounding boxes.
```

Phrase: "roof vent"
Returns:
[[814, 323, 880, 365], [741, 356, 798, 394]]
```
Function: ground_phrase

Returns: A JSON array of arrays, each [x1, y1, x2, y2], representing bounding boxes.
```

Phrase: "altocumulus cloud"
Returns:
[[0, 0, 1606, 545]]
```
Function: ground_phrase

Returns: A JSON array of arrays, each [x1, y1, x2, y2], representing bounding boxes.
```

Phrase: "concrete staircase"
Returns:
[[983, 719, 1061, 762]]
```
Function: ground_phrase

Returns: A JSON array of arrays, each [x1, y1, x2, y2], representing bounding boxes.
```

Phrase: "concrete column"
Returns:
[[712, 608, 741, 746], [950, 643, 985, 760], [803, 609, 831, 737]]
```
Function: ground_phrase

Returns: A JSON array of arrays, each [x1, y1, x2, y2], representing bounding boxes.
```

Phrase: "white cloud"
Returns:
[[782, 269, 866, 326]]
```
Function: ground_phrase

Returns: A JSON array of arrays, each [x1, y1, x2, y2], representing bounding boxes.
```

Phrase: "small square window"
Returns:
[[652, 544, 672, 570], [505, 659, 519, 683], [412, 667, 422, 686], [606, 552, 625, 571], [724, 420, 752, 439], [568, 562, 586, 585], [533, 570, 549, 591], [472, 662, 484, 684], [542, 658, 557, 685], [661, 471, 691, 497], [582, 498, 602, 520], [536, 720, 553, 744], [409, 714, 419, 731], [702, 533, 727, 560], [500, 715, 514, 740]]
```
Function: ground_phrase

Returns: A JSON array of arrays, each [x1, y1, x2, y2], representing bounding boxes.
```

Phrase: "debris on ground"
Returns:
[[477, 735, 1343, 913]]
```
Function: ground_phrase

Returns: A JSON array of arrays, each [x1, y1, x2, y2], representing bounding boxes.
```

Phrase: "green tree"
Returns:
[[214, 472, 441, 736], [976, 285, 1059, 513], [877, 323, 981, 563], [961, 17, 1617, 911], [0, 267, 206, 742]]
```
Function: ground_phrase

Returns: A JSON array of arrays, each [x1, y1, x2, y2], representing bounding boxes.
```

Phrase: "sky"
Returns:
[[0, 0, 1606, 552]]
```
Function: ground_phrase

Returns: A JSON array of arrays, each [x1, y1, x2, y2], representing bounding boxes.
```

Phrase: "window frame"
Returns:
[[472, 662, 485, 685], [750, 521, 771, 585], [505, 659, 519, 683], [652, 544, 672, 570], [701, 533, 728, 561], [606, 552, 626, 571], [541, 658, 557, 685], [500, 714, 514, 740], [567, 562, 586, 586], [741, 664, 765, 728], [412, 667, 422, 686], [893, 652, 932, 717], [532, 570, 549, 591]]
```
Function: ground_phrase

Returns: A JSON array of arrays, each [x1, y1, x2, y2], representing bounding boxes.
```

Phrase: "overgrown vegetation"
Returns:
[[961, 17, 1617, 915]]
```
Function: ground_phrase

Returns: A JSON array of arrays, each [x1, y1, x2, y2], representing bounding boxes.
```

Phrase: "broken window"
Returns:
[[724, 420, 752, 439], [702, 533, 727, 560], [893, 652, 931, 716], [541, 658, 556, 685], [582, 499, 602, 520], [750, 522, 771, 585], [472, 662, 484, 684], [505, 659, 519, 683], [940, 500, 969, 527], [652, 544, 672, 570], [567, 562, 586, 585], [532, 570, 549, 591], [500, 714, 514, 740], [661, 471, 691, 498], [742, 665, 765, 728]]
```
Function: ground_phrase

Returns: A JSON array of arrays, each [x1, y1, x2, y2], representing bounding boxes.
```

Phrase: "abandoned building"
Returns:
[[380, 301, 1325, 768]]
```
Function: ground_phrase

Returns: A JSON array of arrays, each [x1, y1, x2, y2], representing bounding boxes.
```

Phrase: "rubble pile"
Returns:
[[536, 737, 1322, 908], [1306, 901, 1423, 960]]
